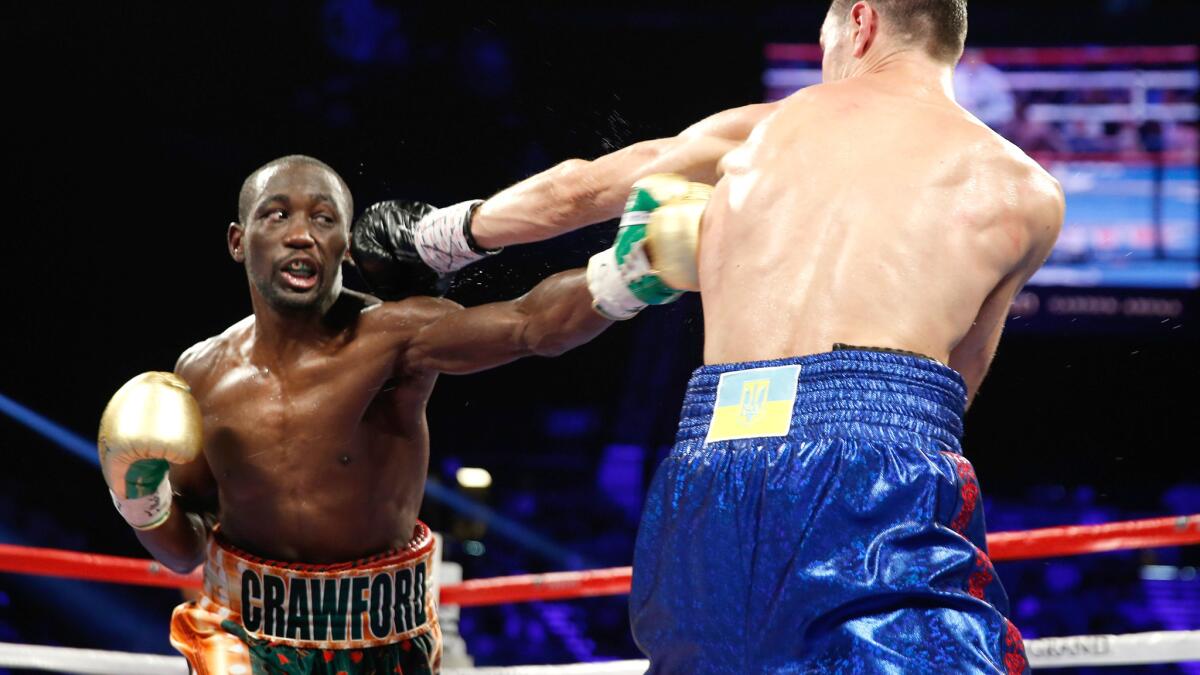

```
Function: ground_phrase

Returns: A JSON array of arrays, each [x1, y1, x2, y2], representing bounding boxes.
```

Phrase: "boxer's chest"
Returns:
[[196, 351, 391, 480]]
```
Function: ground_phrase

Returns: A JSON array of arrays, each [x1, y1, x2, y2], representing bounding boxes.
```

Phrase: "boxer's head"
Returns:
[[229, 155, 354, 313], [821, 0, 967, 81]]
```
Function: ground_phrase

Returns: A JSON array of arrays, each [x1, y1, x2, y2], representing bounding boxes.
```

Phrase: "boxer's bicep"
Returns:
[[171, 350, 218, 514], [604, 104, 777, 189], [633, 135, 742, 185]]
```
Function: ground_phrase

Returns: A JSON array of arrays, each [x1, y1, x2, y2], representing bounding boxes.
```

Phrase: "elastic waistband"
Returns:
[[677, 350, 967, 452], [203, 521, 435, 649]]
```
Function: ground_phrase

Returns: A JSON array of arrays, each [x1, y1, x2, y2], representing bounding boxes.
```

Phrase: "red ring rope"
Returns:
[[987, 514, 1199, 560], [0, 515, 1195, 607]]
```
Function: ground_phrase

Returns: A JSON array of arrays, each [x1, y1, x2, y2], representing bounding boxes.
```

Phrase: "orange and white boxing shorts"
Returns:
[[170, 522, 440, 674]]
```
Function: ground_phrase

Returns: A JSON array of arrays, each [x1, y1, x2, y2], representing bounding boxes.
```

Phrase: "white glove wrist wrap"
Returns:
[[111, 478, 173, 530], [587, 248, 646, 320], [414, 200, 499, 274]]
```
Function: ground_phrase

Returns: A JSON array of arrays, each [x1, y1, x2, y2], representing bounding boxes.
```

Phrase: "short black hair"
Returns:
[[237, 155, 353, 225], [829, 0, 967, 63]]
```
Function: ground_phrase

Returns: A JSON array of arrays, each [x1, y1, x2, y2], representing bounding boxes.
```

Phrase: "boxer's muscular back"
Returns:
[[700, 75, 1063, 398]]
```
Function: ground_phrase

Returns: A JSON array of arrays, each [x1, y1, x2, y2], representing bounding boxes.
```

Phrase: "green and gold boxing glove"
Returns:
[[587, 173, 711, 320], [97, 372, 203, 530]]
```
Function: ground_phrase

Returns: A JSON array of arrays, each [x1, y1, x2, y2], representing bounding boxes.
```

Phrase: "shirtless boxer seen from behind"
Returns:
[[575, 0, 1065, 672], [94, 149, 740, 675]]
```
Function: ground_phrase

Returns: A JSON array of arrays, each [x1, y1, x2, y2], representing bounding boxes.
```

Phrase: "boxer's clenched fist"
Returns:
[[351, 199, 499, 301], [587, 173, 711, 320], [97, 372, 202, 530]]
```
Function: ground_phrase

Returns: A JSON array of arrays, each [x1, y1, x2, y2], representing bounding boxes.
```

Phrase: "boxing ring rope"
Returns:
[[3, 632, 1200, 674], [0, 514, 1197, 672], [1, 515, 1196, 603]]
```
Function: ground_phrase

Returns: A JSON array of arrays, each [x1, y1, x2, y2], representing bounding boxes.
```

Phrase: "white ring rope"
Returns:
[[0, 641, 188, 674], [446, 662, 648, 674], [1025, 629, 1200, 667], [0, 630, 1197, 673]]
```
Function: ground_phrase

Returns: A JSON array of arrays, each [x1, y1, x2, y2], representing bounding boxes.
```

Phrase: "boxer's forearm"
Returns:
[[513, 268, 613, 358], [471, 135, 732, 249], [468, 146, 659, 250], [470, 103, 773, 250], [134, 507, 208, 574], [407, 269, 611, 374]]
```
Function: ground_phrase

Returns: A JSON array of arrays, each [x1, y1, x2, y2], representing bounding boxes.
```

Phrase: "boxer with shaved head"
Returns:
[[98, 121, 788, 671], [98, 153, 654, 674]]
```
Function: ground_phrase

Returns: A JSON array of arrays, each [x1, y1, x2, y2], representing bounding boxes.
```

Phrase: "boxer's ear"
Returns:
[[849, 1, 878, 59], [228, 222, 246, 263]]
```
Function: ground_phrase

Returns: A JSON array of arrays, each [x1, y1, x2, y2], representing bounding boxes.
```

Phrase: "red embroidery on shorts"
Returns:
[[945, 453, 979, 534], [323, 650, 334, 662], [350, 650, 364, 663], [1003, 620, 1028, 674], [968, 550, 994, 600]]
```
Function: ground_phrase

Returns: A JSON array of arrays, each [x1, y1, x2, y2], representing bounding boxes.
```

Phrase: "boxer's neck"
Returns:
[[849, 50, 956, 101], [248, 286, 344, 360]]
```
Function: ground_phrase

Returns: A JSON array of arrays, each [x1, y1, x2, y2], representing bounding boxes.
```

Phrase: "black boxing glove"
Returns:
[[351, 199, 500, 300]]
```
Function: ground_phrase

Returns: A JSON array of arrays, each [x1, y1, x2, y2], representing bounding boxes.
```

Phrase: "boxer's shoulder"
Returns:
[[358, 294, 465, 336], [771, 79, 889, 126], [680, 101, 781, 141], [995, 132, 1061, 196], [950, 125, 1064, 271], [174, 316, 252, 390], [785, 77, 879, 105], [1015, 160, 1065, 260], [968, 125, 1064, 223]]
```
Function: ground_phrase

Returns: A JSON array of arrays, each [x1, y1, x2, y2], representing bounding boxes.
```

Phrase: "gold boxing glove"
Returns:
[[644, 181, 708, 292], [97, 372, 203, 530]]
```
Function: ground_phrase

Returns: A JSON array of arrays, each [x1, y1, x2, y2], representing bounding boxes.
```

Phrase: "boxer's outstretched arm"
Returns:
[[397, 269, 612, 374], [470, 103, 777, 249]]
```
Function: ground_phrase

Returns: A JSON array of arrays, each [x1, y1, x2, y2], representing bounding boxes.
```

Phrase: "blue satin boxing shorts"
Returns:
[[630, 349, 1029, 674]]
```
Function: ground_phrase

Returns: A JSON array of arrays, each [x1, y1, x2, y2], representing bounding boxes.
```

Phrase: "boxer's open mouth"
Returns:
[[280, 258, 320, 291]]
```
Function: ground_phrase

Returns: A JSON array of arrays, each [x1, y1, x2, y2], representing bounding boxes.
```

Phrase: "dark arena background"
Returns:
[[3, 1, 1199, 673]]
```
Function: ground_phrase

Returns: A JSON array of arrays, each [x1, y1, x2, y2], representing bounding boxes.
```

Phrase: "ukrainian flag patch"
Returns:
[[705, 364, 801, 444]]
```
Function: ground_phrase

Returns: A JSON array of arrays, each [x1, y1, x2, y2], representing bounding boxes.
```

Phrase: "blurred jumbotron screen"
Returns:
[[764, 44, 1200, 291]]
